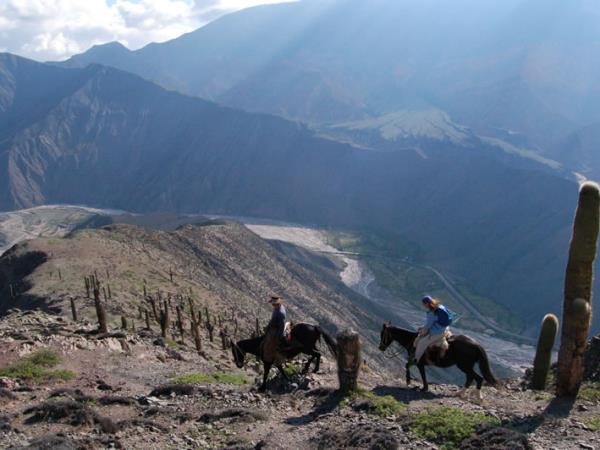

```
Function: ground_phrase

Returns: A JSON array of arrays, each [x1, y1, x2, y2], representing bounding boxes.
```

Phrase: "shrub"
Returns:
[[343, 386, 406, 417], [409, 406, 500, 450], [578, 383, 600, 402], [173, 372, 249, 385], [587, 416, 600, 432], [0, 350, 75, 382]]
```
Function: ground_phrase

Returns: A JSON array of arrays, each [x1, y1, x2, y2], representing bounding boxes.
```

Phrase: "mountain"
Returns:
[[62, 0, 600, 170], [0, 52, 593, 333], [550, 123, 600, 181]]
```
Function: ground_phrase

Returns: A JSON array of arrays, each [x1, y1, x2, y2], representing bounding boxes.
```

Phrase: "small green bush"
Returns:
[[578, 383, 600, 402], [282, 362, 302, 378], [0, 350, 75, 382], [410, 406, 500, 450], [343, 387, 406, 417], [173, 372, 249, 385], [28, 349, 62, 367], [587, 416, 600, 432]]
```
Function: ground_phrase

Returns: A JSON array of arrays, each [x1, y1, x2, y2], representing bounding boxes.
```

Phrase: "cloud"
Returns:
[[0, 0, 294, 61]]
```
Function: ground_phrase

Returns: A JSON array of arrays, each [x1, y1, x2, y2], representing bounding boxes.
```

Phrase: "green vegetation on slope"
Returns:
[[173, 372, 249, 385], [342, 386, 406, 418], [409, 406, 500, 450], [0, 349, 75, 382]]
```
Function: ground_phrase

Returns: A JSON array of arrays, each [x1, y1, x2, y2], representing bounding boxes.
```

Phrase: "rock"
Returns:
[[13, 434, 79, 450], [198, 408, 267, 424], [0, 388, 17, 401], [317, 423, 399, 450], [0, 377, 18, 390], [461, 425, 532, 450], [149, 384, 195, 397]]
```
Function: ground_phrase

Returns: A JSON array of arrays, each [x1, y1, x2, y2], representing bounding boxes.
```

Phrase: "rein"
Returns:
[[381, 327, 411, 359]]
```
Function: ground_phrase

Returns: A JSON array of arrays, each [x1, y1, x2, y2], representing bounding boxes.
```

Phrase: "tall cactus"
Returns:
[[557, 182, 600, 397], [532, 314, 558, 390]]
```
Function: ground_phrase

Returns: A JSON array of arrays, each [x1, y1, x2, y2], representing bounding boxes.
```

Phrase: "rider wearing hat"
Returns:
[[261, 295, 287, 364]]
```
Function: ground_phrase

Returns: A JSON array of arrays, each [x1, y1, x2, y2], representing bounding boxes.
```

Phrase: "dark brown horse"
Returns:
[[231, 323, 337, 391], [379, 323, 497, 401]]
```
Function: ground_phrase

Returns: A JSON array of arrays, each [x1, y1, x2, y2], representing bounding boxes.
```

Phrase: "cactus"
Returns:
[[557, 182, 600, 397], [159, 301, 170, 338], [532, 314, 558, 390], [70, 298, 78, 322], [93, 282, 108, 334], [84, 277, 90, 298], [176, 305, 185, 342], [192, 322, 202, 354]]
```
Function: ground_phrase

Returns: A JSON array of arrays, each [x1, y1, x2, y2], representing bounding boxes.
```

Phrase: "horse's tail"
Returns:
[[317, 327, 338, 358], [477, 345, 497, 386]]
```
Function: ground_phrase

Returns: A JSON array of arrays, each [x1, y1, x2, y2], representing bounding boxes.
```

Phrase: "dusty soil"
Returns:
[[1, 310, 599, 450]]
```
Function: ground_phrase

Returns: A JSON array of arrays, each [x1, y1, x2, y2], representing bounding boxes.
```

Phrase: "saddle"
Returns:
[[284, 321, 293, 343], [425, 331, 453, 364]]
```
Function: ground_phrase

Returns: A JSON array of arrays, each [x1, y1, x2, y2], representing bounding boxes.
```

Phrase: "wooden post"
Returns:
[[93, 282, 108, 333], [84, 277, 90, 298], [143, 283, 147, 298], [102, 287, 108, 302], [336, 329, 361, 393], [9, 283, 15, 299], [70, 298, 78, 322], [255, 317, 260, 337], [58, 269, 62, 281], [145, 310, 151, 330], [121, 316, 128, 330], [107, 283, 112, 300], [169, 267, 174, 283]]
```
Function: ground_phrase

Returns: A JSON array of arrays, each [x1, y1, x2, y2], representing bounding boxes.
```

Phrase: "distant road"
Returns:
[[316, 249, 535, 346]]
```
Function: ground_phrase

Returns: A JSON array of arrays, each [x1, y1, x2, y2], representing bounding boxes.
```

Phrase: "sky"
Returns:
[[0, 0, 294, 61]]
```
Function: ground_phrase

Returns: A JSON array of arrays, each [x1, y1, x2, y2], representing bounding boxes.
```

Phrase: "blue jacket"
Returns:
[[268, 305, 286, 337], [423, 305, 449, 336]]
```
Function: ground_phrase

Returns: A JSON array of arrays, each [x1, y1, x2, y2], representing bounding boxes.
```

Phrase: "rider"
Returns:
[[413, 295, 452, 364], [261, 295, 287, 363]]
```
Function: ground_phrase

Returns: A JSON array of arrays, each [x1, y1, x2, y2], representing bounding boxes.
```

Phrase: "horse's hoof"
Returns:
[[419, 387, 429, 393]]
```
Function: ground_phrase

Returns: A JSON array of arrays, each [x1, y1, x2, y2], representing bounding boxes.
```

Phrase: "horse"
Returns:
[[378, 323, 497, 401], [231, 323, 338, 391]]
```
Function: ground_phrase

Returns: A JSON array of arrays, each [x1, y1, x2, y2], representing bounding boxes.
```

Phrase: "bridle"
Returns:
[[231, 342, 245, 367], [380, 326, 405, 359]]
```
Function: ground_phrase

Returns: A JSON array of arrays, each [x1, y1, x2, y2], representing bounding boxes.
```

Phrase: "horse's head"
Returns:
[[379, 322, 393, 351], [231, 341, 246, 368]]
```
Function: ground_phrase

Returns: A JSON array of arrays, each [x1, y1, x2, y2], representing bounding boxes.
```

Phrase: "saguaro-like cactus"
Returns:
[[93, 282, 108, 334], [557, 182, 600, 397], [532, 314, 559, 390]]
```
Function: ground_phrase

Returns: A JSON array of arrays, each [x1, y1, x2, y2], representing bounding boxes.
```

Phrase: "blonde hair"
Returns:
[[428, 298, 441, 309]]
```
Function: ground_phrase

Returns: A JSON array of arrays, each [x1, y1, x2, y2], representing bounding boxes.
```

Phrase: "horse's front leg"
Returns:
[[312, 352, 321, 373], [405, 361, 412, 386], [259, 362, 272, 392], [417, 363, 428, 392]]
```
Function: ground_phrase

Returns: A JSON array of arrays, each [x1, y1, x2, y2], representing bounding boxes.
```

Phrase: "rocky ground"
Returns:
[[0, 310, 599, 450]]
